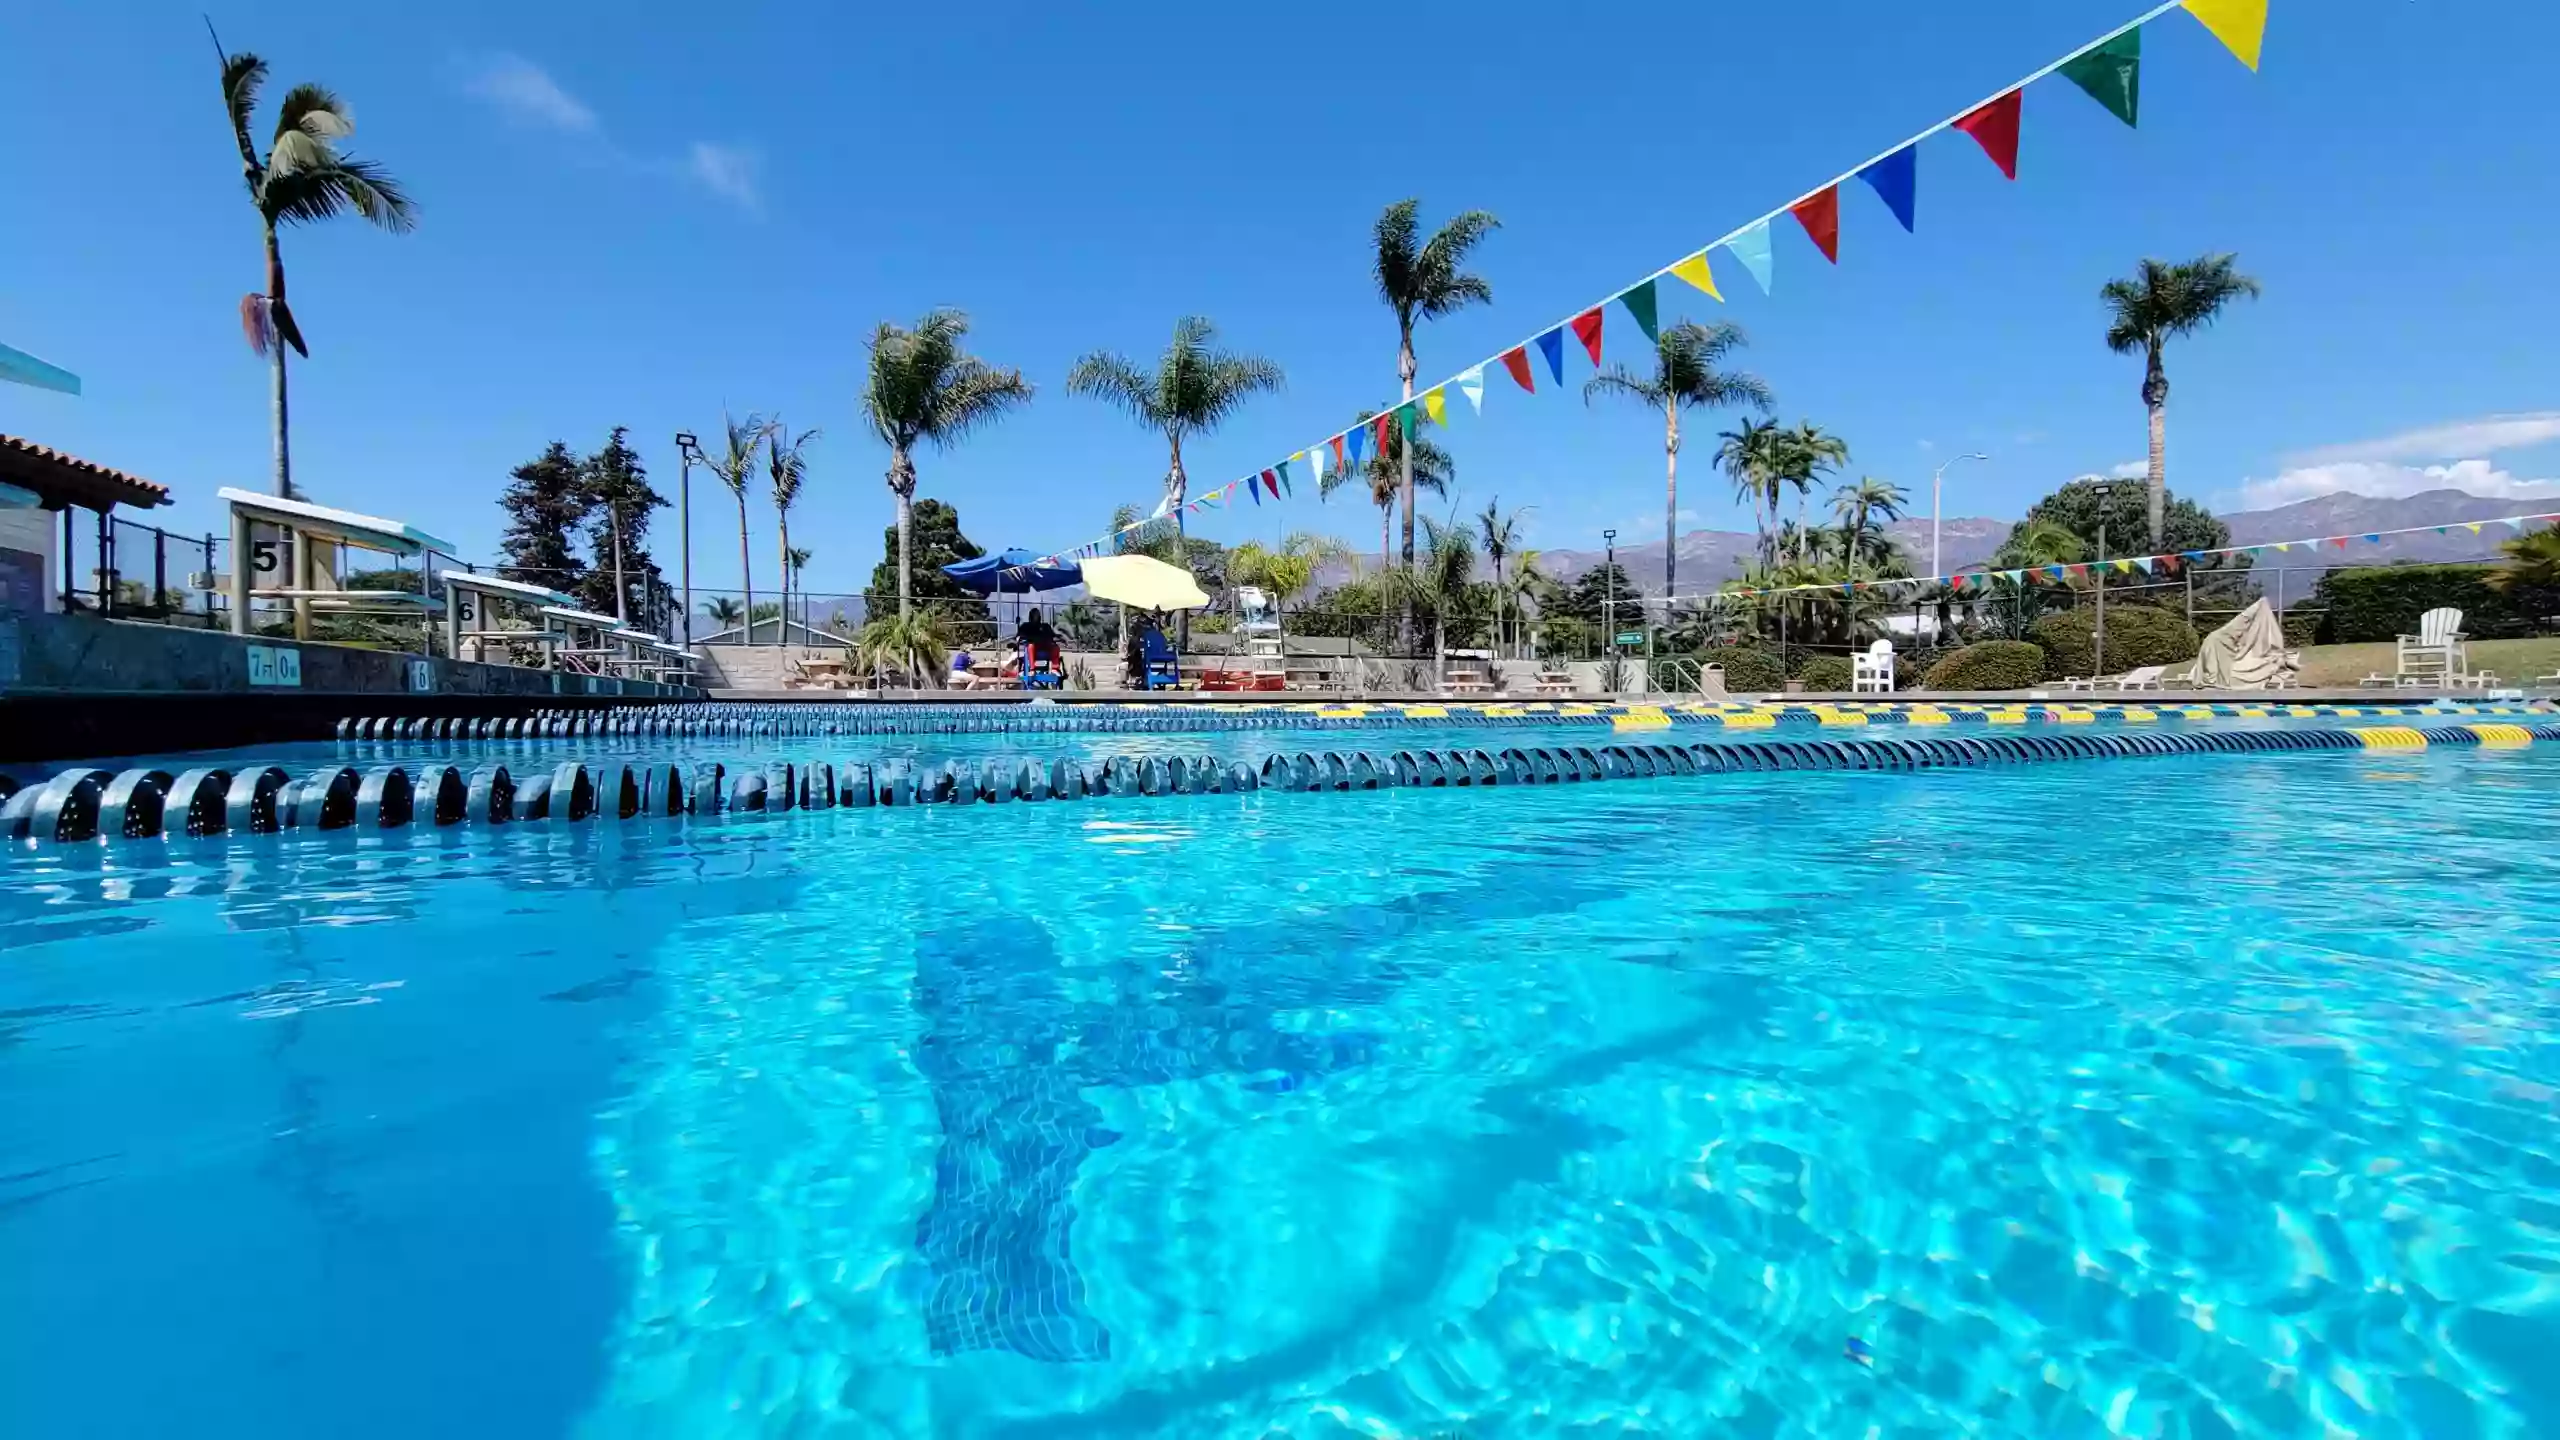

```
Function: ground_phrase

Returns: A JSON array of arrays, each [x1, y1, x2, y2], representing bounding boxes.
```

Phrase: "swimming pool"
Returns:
[[4, 738, 2557, 1437]]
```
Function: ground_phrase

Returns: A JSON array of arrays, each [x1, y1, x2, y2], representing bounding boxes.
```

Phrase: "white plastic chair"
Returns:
[[2103, 664, 2167, 691], [1852, 639, 1895, 693]]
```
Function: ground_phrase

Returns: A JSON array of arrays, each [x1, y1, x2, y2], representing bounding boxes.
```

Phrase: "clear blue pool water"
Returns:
[[4, 744, 2558, 1437]]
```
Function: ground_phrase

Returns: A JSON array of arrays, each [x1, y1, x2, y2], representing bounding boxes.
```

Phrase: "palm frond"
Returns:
[[1064, 351, 1165, 428], [263, 156, 417, 231], [274, 82, 354, 144], [1372, 199, 1421, 316], [766, 423, 818, 508], [1583, 366, 1664, 407], [923, 360, 1034, 447], [214, 41, 267, 170]]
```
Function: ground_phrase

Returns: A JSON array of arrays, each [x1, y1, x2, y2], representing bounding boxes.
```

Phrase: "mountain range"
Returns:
[[1525, 489, 2542, 596]]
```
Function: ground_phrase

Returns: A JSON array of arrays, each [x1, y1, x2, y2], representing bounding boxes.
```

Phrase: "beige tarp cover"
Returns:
[[2195, 596, 2297, 690]]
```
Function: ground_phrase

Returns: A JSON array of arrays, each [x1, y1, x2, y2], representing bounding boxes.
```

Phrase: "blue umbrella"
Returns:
[[940, 549, 1082, 595]]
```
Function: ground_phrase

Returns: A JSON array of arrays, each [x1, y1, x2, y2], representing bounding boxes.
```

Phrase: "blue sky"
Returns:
[[4, 0, 2557, 598]]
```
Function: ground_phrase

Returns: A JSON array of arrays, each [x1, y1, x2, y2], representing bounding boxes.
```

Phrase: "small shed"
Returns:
[[0, 435, 172, 615]]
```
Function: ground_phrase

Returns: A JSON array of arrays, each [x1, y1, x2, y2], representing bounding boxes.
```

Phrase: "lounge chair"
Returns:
[[2061, 664, 2166, 692], [1852, 639, 1895, 693]]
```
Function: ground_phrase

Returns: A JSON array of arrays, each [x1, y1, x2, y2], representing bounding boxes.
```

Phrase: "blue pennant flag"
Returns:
[[1534, 327, 1566, 386], [1346, 423, 1368, 467], [1858, 145, 1918, 232], [1723, 220, 1774, 294]]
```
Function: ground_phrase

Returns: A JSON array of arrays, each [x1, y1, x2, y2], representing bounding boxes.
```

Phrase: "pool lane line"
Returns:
[[321, 698, 2551, 743], [10, 721, 2558, 848]]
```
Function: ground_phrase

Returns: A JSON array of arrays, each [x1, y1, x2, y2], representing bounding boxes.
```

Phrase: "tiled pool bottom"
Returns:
[[4, 748, 2558, 1437]]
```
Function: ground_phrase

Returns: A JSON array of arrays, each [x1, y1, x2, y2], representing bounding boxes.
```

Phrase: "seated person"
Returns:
[[948, 648, 982, 689], [1014, 607, 1063, 671]]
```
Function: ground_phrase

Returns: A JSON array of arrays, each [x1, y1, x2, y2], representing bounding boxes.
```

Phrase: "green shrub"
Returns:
[[1697, 645, 1783, 693], [2027, 605, 2199, 680], [1795, 655, 1853, 690], [1896, 645, 1954, 690], [2279, 608, 2321, 649], [1922, 640, 2046, 692], [2310, 563, 2545, 643]]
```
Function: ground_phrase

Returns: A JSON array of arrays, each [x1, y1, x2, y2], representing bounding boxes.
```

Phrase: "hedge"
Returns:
[[1795, 655, 1853, 690], [1696, 645, 1784, 693], [2028, 605, 2200, 680], [2310, 564, 2552, 643], [1922, 640, 2046, 691]]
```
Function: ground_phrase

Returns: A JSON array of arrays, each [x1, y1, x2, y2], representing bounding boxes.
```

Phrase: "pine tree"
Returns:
[[497, 441, 590, 589], [575, 426, 668, 620]]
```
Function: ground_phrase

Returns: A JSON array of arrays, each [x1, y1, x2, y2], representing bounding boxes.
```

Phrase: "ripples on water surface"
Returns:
[[3, 748, 2557, 1438]]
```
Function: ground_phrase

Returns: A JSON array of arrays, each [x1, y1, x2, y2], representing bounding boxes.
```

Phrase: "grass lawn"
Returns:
[[2291, 636, 2560, 688]]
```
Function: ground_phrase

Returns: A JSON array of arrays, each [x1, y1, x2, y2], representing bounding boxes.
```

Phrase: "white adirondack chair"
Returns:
[[2395, 607, 2467, 684], [1852, 639, 1895, 693]]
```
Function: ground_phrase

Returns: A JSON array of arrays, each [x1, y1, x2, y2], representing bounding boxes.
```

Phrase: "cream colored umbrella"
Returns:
[[1078, 554, 1210, 611]]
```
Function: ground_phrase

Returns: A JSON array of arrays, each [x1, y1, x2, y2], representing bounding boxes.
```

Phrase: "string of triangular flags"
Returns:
[[1031, 0, 2272, 569], [1679, 510, 2560, 605]]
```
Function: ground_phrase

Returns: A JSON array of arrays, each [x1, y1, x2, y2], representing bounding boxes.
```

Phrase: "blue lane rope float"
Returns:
[[319, 697, 2552, 744], [6, 722, 2556, 848]]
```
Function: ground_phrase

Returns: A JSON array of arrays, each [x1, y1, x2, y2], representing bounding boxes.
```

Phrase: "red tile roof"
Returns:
[[0, 434, 172, 510]]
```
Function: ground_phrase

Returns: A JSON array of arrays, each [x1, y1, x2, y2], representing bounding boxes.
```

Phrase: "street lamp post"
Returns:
[[674, 431, 701, 648], [1602, 528, 1617, 666], [2089, 478, 2116, 679], [1930, 451, 1988, 580]]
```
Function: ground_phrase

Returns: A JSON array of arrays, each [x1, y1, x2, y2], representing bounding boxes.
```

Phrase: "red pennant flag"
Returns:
[[1329, 434, 1348, 470], [1953, 90, 2023, 180], [1371, 411, 1394, 452], [2328, 536, 2349, 549], [1499, 345, 1536, 393], [1569, 307, 1604, 365], [1260, 469, 1278, 497], [1790, 187, 1840, 263]]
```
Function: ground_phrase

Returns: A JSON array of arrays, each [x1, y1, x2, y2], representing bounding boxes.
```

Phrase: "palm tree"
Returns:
[[1830, 476, 1908, 575], [210, 26, 417, 497], [1778, 423, 1851, 563], [1584, 320, 1773, 602], [785, 545, 814, 634], [708, 412, 771, 637], [2102, 253, 2262, 545], [1066, 316, 1285, 542], [766, 422, 819, 642], [2486, 526, 2560, 593], [701, 595, 745, 631], [861, 310, 1033, 620], [1322, 410, 1454, 572], [1228, 533, 1348, 609], [1475, 500, 1531, 657], [1397, 515, 1479, 674], [1716, 418, 1791, 563], [1374, 199, 1499, 569]]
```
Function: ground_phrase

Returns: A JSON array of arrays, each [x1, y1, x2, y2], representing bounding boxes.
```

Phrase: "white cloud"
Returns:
[[463, 54, 597, 133], [2107, 460, 2148, 480], [2236, 458, 2560, 510], [2286, 411, 2560, 466], [685, 142, 761, 212], [458, 55, 761, 214]]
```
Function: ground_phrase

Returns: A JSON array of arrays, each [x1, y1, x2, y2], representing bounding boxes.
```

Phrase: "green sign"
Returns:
[[1614, 631, 1646, 646]]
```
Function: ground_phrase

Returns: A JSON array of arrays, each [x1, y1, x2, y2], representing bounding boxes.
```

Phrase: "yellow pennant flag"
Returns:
[[1422, 387, 1447, 425], [1669, 252, 1722, 301], [2183, 0, 2267, 70]]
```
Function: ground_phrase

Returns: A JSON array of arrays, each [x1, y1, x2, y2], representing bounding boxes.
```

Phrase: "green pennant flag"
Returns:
[[1620, 279, 1660, 344], [1397, 403, 1416, 440], [1275, 457, 1293, 496], [2057, 29, 2140, 128]]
